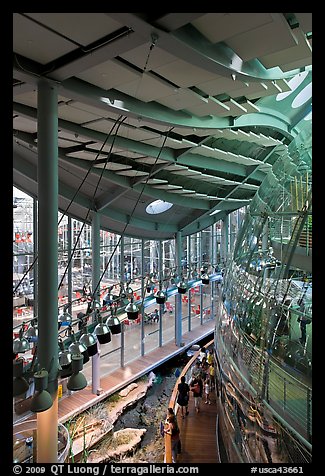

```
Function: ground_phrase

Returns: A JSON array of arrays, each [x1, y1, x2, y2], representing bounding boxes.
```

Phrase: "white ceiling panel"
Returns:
[[76, 58, 140, 90], [242, 100, 260, 113], [25, 13, 122, 46], [13, 14, 77, 64], [156, 88, 208, 111], [134, 157, 169, 164], [116, 72, 177, 102], [260, 28, 312, 69], [68, 101, 118, 119], [295, 13, 312, 34], [120, 43, 177, 71], [192, 13, 273, 44], [93, 162, 132, 170], [115, 170, 149, 176], [66, 150, 107, 160], [13, 116, 37, 133], [146, 178, 169, 184], [58, 138, 80, 148], [154, 59, 216, 88], [197, 76, 243, 96], [228, 81, 268, 99], [221, 98, 248, 116], [58, 104, 103, 124], [58, 130, 90, 143], [83, 118, 124, 134], [186, 96, 230, 117], [226, 13, 298, 61]]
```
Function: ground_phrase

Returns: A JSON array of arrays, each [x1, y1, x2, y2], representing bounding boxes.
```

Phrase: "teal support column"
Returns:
[[33, 198, 38, 318], [140, 238, 145, 356], [91, 211, 101, 393], [187, 236, 191, 332], [37, 79, 58, 463], [120, 237, 124, 282], [158, 241, 163, 347], [175, 232, 182, 346], [221, 215, 229, 266], [67, 216, 72, 312], [92, 211, 101, 309]]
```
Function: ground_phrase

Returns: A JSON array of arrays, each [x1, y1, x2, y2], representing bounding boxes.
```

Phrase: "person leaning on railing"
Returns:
[[164, 414, 181, 463]]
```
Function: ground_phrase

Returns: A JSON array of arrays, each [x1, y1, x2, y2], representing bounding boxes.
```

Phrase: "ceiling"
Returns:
[[13, 12, 312, 239]]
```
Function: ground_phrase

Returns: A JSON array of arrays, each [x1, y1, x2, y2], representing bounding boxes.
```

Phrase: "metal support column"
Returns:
[[140, 238, 145, 356], [67, 216, 72, 312], [91, 211, 101, 393], [187, 236, 191, 332], [158, 240, 163, 347], [36, 79, 59, 463], [175, 232, 182, 346], [33, 198, 38, 318]]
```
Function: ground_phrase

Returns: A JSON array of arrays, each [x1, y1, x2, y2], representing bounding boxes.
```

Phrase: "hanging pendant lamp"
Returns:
[[125, 297, 139, 320], [30, 369, 53, 413], [94, 314, 111, 344]]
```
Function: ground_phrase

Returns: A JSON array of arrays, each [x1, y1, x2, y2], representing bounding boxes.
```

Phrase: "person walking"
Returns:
[[204, 378, 211, 404], [177, 376, 190, 418], [190, 376, 203, 413]]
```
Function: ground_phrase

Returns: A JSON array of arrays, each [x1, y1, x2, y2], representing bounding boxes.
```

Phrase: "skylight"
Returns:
[[146, 200, 173, 215]]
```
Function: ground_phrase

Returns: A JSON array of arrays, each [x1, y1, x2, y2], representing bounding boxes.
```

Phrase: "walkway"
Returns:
[[176, 388, 219, 464]]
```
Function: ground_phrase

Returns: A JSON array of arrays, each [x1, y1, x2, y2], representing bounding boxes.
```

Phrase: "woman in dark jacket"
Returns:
[[177, 376, 190, 418]]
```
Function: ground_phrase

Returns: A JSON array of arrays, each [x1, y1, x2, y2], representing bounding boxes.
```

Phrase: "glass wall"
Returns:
[[215, 120, 312, 463]]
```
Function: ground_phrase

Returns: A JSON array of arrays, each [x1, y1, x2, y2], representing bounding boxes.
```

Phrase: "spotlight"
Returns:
[[58, 338, 72, 377], [30, 370, 53, 413], [155, 289, 166, 304], [94, 315, 111, 344], [67, 354, 87, 391], [79, 330, 98, 356], [177, 279, 187, 294], [201, 273, 210, 285], [125, 297, 139, 320], [13, 358, 29, 397], [106, 315, 122, 335], [68, 332, 89, 364]]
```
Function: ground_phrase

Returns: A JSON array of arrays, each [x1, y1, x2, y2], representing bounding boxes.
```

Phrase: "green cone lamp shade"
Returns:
[[68, 340, 89, 364], [201, 273, 210, 285], [67, 355, 87, 391], [155, 289, 166, 304], [58, 339, 72, 377], [94, 322, 111, 344], [177, 280, 187, 294], [79, 331, 98, 356], [125, 298, 139, 320], [30, 370, 53, 413], [106, 315, 122, 334], [13, 358, 29, 397]]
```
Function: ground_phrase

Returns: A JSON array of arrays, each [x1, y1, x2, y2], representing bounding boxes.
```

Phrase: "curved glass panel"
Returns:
[[216, 120, 312, 463]]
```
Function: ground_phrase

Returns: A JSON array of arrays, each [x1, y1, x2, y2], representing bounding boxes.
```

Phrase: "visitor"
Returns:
[[199, 346, 206, 361], [177, 376, 190, 418], [190, 376, 203, 413], [164, 414, 180, 463], [204, 378, 211, 404]]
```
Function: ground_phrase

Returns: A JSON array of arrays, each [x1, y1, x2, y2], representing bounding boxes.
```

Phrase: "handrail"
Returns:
[[164, 338, 214, 463]]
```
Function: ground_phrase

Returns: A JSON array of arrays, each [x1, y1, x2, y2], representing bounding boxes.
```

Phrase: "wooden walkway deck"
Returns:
[[15, 319, 215, 426], [176, 389, 219, 464]]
